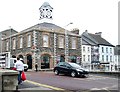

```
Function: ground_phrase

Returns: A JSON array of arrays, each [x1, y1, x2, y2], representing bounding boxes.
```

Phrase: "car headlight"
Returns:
[[84, 69, 89, 72], [76, 69, 83, 72]]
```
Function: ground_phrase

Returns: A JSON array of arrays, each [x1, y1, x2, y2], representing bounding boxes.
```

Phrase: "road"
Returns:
[[18, 71, 119, 91]]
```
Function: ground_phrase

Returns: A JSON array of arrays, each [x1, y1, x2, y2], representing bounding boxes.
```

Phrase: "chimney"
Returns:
[[95, 32, 102, 36], [85, 30, 88, 32], [71, 28, 79, 34]]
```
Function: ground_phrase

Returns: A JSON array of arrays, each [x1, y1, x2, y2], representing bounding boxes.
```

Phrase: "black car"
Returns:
[[53, 62, 89, 77]]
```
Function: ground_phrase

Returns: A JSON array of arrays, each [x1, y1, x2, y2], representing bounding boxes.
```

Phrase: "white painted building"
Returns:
[[99, 45, 115, 71], [81, 30, 115, 71], [81, 45, 91, 71]]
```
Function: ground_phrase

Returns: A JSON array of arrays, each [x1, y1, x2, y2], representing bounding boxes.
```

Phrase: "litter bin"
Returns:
[[0, 69, 18, 91]]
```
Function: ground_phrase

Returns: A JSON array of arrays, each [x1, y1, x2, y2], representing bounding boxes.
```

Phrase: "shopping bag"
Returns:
[[21, 71, 26, 81]]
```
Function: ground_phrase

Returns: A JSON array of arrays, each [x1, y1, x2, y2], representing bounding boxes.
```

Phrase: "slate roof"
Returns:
[[88, 33, 114, 46], [81, 31, 98, 46], [20, 22, 80, 36], [3, 22, 80, 39], [0, 28, 18, 38], [81, 31, 114, 47], [21, 22, 64, 33], [114, 45, 120, 55], [82, 36, 97, 45]]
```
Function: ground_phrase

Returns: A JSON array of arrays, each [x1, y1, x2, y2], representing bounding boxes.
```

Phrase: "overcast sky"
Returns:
[[0, 0, 119, 45]]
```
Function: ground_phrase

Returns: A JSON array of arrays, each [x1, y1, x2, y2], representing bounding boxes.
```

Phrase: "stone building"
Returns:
[[1, 2, 82, 70], [2, 22, 81, 70], [0, 28, 18, 53]]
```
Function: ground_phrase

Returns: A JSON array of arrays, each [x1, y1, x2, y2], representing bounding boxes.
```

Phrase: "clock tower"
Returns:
[[39, 2, 53, 20]]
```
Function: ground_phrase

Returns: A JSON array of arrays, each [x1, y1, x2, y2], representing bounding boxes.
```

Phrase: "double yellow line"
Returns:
[[26, 80, 65, 90]]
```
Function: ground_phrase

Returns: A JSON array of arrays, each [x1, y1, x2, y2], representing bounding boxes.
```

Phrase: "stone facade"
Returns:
[[0, 28, 18, 53], [2, 22, 82, 70]]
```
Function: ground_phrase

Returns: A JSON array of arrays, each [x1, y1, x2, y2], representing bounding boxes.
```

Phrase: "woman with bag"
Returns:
[[14, 57, 24, 84]]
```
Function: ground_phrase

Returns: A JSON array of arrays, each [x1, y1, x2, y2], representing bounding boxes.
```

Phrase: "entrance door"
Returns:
[[41, 54, 50, 69], [27, 55, 32, 69], [60, 55, 65, 62]]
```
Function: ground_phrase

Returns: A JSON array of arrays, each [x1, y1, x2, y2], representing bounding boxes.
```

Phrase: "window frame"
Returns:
[[43, 34, 49, 47], [83, 46, 85, 52], [58, 36, 64, 48], [12, 38, 16, 49], [20, 36, 23, 48], [27, 34, 31, 47], [71, 37, 77, 49], [102, 47, 104, 53], [6, 41, 9, 51]]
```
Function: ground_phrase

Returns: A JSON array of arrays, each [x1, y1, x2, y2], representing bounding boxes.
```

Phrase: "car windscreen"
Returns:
[[69, 63, 82, 68]]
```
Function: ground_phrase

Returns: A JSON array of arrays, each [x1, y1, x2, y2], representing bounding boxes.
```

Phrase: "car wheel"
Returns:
[[84, 74, 89, 78], [71, 71, 76, 77], [54, 69, 59, 75]]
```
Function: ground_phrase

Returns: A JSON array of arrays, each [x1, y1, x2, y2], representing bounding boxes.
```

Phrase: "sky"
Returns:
[[0, 0, 119, 45]]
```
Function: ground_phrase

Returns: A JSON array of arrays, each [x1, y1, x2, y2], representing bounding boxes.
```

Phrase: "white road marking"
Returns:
[[25, 80, 65, 90], [90, 88, 101, 90]]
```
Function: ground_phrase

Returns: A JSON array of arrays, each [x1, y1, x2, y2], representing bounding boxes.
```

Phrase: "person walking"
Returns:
[[35, 62, 38, 72], [14, 57, 24, 84]]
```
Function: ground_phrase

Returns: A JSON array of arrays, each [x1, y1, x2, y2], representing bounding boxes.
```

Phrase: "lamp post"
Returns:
[[0, 32, 2, 53], [64, 22, 73, 62], [9, 26, 12, 54], [53, 30, 57, 66]]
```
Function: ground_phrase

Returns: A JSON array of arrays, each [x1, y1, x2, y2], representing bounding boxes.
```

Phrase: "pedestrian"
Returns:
[[14, 57, 24, 84], [35, 62, 38, 72]]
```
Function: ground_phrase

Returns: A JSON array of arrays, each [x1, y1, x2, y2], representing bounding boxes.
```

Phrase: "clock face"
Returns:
[[47, 11, 51, 16]]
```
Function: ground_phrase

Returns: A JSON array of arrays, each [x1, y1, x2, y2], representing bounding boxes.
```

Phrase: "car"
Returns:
[[53, 62, 89, 77], [10, 58, 28, 72]]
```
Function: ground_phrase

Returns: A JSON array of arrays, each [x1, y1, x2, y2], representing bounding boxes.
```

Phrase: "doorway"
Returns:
[[27, 54, 32, 69]]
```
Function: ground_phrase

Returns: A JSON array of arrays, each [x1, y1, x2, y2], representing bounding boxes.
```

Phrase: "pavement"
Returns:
[[18, 80, 52, 91], [16, 69, 52, 91]]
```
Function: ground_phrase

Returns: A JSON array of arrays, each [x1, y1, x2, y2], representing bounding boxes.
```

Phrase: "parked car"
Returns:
[[53, 62, 89, 77]]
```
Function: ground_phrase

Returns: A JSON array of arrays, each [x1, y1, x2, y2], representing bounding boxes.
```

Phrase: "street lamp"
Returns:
[[64, 22, 73, 62], [9, 26, 12, 54], [0, 32, 2, 53]]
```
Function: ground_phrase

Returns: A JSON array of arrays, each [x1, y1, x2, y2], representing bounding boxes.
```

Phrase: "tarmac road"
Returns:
[[18, 71, 119, 92]]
